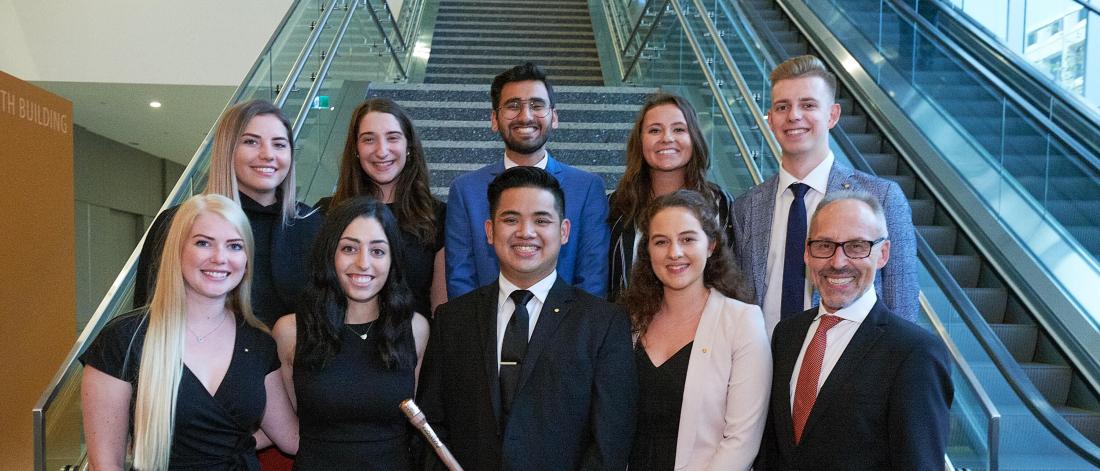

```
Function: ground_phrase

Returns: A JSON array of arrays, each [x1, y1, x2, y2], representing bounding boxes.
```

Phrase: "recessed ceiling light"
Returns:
[[149, 101, 162, 108]]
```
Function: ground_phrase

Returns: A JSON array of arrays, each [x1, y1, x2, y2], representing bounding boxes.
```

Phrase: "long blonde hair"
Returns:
[[204, 100, 300, 224], [132, 194, 264, 469]]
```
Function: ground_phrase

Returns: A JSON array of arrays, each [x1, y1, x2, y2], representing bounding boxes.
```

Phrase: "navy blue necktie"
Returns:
[[500, 289, 533, 417], [782, 183, 810, 319]]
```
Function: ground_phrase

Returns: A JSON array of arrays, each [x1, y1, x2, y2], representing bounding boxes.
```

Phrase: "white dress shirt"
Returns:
[[503, 151, 548, 169], [788, 287, 876, 411], [495, 271, 556, 369], [763, 151, 834, 336]]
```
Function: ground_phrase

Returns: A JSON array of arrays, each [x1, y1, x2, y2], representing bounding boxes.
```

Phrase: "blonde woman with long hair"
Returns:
[[82, 194, 298, 470], [134, 100, 323, 328]]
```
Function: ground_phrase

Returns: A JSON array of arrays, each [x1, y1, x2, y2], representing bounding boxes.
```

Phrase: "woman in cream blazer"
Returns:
[[623, 189, 771, 471]]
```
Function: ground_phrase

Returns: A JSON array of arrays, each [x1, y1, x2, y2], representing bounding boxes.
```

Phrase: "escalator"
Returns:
[[707, 0, 1100, 467]]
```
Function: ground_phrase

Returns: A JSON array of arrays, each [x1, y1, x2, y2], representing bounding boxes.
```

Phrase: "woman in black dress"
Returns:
[[622, 190, 770, 470], [320, 98, 446, 316], [82, 194, 299, 470], [273, 197, 430, 470], [135, 100, 323, 327], [608, 93, 736, 302]]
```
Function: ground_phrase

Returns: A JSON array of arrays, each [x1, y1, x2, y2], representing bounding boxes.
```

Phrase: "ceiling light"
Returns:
[[149, 101, 162, 108]]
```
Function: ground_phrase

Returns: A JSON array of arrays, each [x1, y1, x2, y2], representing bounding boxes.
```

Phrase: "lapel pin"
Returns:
[[842, 182, 852, 189], [701, 347, 708, 353], [244, 348, 249, 352], [553, 308, 560, 313]]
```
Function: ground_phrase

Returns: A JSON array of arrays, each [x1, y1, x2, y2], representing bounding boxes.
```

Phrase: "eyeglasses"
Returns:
[[806, 237, 886, 259], [497, 99, 552, 119]]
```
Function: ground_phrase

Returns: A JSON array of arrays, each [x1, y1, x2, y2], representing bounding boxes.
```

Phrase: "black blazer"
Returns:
[[417, 278, 638, 470], [133, 196, 322, 326], [761, 300, 952, 470], [607, 184, 735, 303]]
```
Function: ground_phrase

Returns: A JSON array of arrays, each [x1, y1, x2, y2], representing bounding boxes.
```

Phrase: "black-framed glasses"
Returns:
[[806, 237, 886, 259], [497, 99, 552, 119]]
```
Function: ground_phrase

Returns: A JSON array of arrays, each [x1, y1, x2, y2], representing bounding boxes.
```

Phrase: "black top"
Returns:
[[79, 309, 280, 470], [293, 321, 415, 470], [134, 192, 324, 327], [607, 184, 735, 303], [630, 341, 693, 471], [315, 196, 446, 317]]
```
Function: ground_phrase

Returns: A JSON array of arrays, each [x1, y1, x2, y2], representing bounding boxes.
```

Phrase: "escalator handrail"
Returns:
[[919, 293, 1002, 470], [275, 0, 341, 108], [898, 0, 1100, 177], [685, 0, 782, 168], [31, 1, 311, 468], [774, 0, 1100, 463]]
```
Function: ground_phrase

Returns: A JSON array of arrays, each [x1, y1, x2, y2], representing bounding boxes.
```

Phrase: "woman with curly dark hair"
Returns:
[[622, 189, 769, 471], [607, 93, 737, 303], [273, 197, 429, 469], [320, 98, 446, 316]]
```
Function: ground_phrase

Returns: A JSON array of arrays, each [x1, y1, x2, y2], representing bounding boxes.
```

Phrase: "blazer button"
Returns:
[[701, 347, 708, 353]]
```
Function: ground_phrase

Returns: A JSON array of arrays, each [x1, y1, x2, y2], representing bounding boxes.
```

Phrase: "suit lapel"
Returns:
[[775, 311, 815, 455], [477, 282, 504, 429], [751, 177, 779, 304], [800, 301, 888, 442], [516, 278, 572, 393]]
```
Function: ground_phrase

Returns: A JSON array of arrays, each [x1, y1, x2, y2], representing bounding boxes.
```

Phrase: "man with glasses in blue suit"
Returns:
[[445, 62, 610, 300]]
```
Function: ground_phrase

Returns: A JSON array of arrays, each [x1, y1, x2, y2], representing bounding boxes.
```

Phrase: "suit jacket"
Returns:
[[761, 300, 952, 470], [607, 184, 736, 303], [416, 278, 637, 470], [445, 155, 611, 299], [672, 289, 771, 470], [730, 161, 918, 321]]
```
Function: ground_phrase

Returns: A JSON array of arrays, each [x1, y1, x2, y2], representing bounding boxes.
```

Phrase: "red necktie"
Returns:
[[792, 314, 842, 444]]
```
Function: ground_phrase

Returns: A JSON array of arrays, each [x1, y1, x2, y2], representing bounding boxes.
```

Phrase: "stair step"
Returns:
[[962, 287, 1007, 323], [940, 254, 980, 287], [918, 225, 957, 255], [909, 198, 935, 226], [1021, 362, 1072, 406], [991, 323, 1038, 362]]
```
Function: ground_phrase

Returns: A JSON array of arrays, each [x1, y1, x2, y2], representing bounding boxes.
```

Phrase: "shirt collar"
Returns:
[[814, 284, 876, 324], [504, 151, 548, 170], [498, 270, 557, 305], [777, 151, 833, 196]]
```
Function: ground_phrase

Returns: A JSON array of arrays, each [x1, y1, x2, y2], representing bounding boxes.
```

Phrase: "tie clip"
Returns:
[[499, 361, 518, 366]]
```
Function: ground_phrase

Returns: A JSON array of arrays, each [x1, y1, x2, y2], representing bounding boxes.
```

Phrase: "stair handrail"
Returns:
[[919, 292, 1002, 470], [686, 0, 782, 167], [620, 0, 661, 58], [364, 0, 408, 81], [275, 0, 341, 107], [379, 0, 407, 51], [774, 0, 1100, 463], [31, 1, 313, 468], [893, 0, 1100, 179], [621, 0, 672, 81], [292, 0, 364, 138]]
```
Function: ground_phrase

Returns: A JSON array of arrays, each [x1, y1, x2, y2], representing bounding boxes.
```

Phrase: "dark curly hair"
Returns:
[[621, 189, 749, 337], [295, 196, 416, 370], [491, 62, 555, 110]]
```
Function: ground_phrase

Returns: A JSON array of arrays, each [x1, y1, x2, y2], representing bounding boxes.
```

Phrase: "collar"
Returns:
[[777, 151, 833, 196], [498, 270, 557, 305], [238, 191, 281, 214], [814, 284, 876, 324], [504, 151, 548, 170]]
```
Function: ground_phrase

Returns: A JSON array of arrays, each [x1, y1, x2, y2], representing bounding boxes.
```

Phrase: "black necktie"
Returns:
[[782, 183, 810, 319], [500, 289, 533, 416]]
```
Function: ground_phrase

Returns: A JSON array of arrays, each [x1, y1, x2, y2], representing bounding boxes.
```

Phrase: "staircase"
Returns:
[[366, 0, 656, 197], [736, 0, 1100, 467]]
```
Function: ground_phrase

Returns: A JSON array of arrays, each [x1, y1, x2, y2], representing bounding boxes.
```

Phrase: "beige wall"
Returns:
[[0, 70, 75, 470], [0, 0, 293, 85]]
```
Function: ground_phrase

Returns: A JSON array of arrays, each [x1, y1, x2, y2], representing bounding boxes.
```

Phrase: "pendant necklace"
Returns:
[[188, 310, 228, 343], [346, 321, 375, 340]]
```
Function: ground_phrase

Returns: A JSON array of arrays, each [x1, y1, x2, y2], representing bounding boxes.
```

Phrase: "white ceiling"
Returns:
[[36, 82, 236, 165]]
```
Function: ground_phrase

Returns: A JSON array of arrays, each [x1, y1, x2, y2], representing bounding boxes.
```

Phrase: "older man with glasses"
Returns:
[[761, 189, 952, 471], [444, 62, 611, 300]]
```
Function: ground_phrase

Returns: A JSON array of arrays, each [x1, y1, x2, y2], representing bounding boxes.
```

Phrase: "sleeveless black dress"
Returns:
[[629, 341, 693, 471], [80, 309, 280, 470], [293, 321, 415, 470]]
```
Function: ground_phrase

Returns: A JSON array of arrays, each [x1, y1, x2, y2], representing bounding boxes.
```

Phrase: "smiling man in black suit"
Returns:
[[417, 166, 637, 470]]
